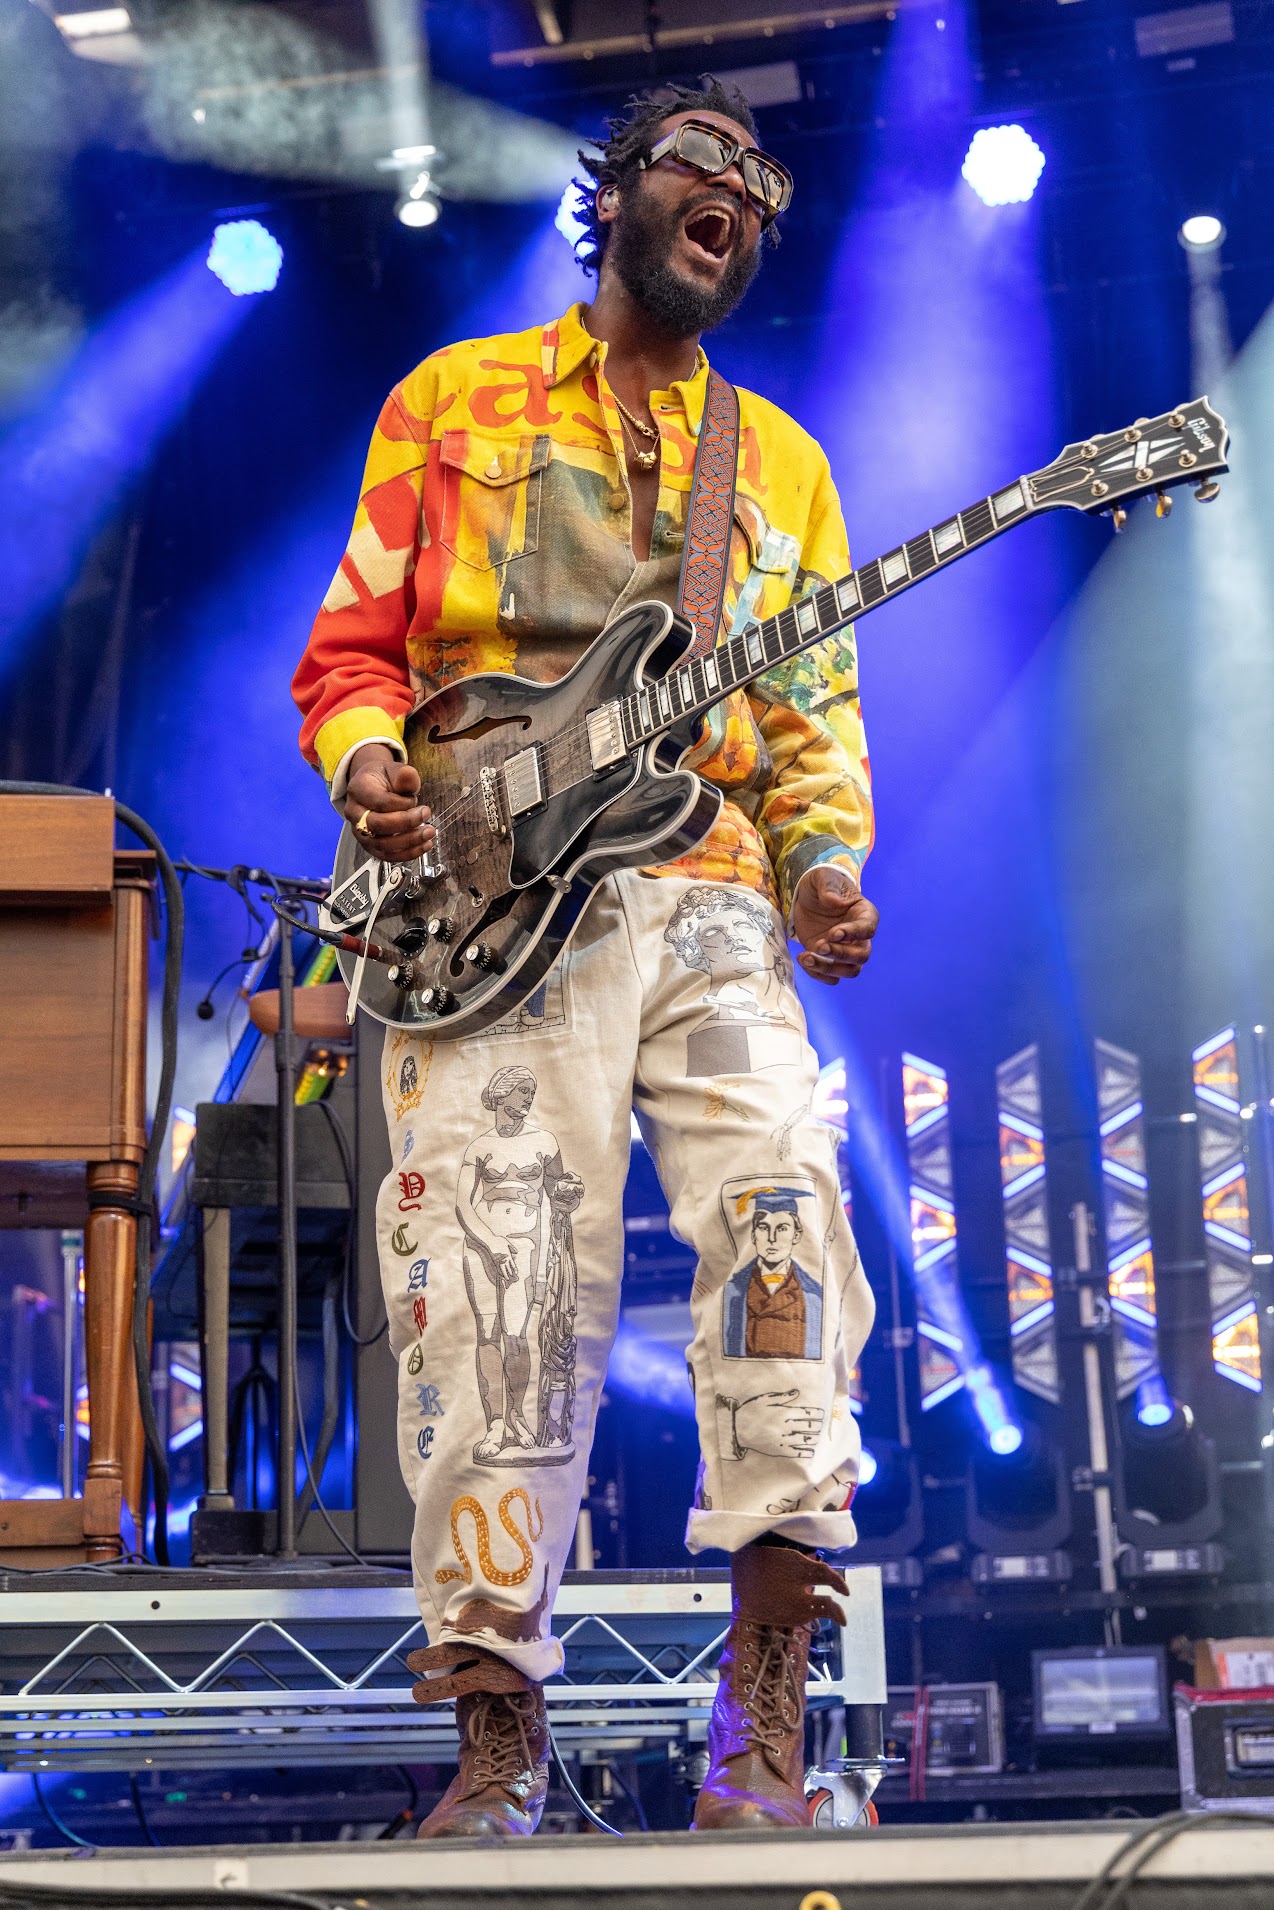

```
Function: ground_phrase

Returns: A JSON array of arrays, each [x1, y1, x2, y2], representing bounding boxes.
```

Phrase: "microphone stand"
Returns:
[[176, 861, 336, 1564], [274, 907, 299, 1560]]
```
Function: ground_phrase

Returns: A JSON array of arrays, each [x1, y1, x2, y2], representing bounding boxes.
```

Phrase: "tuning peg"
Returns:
[[1155, 489, 1173, 518], [1194, 479, 1221, 502], [1110, 506, 1127, 532]]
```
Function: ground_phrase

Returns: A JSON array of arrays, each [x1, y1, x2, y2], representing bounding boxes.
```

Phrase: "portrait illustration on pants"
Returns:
[[456, 1066, 582, 1467], [719, 1178, 824, 1361], [664, 886, 802, 1078]]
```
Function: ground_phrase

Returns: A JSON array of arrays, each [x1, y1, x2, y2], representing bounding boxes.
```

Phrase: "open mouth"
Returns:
[[682, 203, 737, 262]]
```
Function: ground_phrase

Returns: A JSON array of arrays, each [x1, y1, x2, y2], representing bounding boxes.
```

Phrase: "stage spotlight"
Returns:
[[555, 184, 589, 252], [1134, 1374, 1175, 1427], [206, 220, 283, 296], [1179, 214, 1225, 249], [966, 1363, 1024, 1454], [397, 193, 440, 229], [961, 126, 1046, 207], [858, 1445, 879, 1488]]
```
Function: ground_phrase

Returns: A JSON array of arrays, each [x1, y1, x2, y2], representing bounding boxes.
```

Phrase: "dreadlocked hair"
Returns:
[[572, 75, 779, 277]]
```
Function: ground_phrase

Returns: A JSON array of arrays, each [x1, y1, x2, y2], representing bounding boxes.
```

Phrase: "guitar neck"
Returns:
[[618, 475, 1036, 745]]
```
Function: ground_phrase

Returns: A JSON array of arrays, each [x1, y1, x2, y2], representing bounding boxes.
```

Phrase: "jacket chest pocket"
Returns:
[[438, 430, 550, 571]]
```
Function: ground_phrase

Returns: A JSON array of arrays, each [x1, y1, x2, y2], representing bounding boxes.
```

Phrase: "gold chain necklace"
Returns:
[[611, 392, 659, 472]]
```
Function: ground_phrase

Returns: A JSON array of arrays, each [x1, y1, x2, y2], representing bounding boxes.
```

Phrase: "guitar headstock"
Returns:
[[1029, 398, 1228, 522]]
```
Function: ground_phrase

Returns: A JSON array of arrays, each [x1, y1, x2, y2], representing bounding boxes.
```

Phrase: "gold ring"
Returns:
[[354, 809, 374, 838]]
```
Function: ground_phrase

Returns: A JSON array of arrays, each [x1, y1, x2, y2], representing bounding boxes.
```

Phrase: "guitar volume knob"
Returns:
[[420, 986, 457, 1015], [425, 916, 453, 943], [465, 942, 505, 974]]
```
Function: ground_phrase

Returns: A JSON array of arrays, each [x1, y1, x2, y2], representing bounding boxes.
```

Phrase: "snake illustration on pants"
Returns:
[[435, 1487, 545, 1587]]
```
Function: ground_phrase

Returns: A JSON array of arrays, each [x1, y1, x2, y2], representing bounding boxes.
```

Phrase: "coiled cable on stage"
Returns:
[[1070, 1807, 1274, 1910], [0, 781, 184, 1568]]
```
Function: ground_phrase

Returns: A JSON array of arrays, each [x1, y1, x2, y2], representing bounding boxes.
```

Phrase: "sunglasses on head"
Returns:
[[638, 118, 794, 223]]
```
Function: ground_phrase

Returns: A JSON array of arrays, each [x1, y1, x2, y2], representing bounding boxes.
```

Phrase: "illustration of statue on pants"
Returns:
[[456, 1065, 583, 1468]]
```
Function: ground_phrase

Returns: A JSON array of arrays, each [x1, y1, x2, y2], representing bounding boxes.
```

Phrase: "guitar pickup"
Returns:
[[504, 744, 547, 817], [586, 701, 627, 771]]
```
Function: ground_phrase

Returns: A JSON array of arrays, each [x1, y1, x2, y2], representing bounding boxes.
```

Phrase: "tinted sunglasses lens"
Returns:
[[674, 124, 735, 172], [743, 153, 791, 215]]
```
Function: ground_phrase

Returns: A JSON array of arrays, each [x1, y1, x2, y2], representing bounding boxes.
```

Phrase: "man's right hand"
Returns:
[[343, 742, 435, 862]]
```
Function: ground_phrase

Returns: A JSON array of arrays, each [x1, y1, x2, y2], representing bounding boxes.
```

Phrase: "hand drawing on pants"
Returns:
[[717, 1389, 826, 1459], [457, 1066, 582, 1467]]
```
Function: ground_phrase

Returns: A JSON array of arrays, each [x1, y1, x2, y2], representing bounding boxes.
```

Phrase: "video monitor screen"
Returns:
[[1033, 1647, 1168, 1737]]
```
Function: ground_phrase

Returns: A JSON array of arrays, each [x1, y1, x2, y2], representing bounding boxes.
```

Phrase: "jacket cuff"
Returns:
[[783, 840, 863, 929], [315, 707, 408, 803]]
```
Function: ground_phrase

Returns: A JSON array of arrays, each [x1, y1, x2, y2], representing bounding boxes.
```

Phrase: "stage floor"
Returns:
[[2, 1821, 1273, 1908]]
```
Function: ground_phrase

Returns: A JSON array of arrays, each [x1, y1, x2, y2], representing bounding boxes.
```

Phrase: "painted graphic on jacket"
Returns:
[[293, 303, 874, 921], [665, 886, 802, 1078], [719, 1178, 824, 1361], [456, 1066, 582, 1466]]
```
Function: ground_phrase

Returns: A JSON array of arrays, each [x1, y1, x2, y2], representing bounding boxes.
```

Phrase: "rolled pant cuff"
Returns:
[[430, 1624, 564, 1687], [684, 1508, 860, 1555]]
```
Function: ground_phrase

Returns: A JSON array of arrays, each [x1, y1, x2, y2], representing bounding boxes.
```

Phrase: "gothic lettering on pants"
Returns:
[[456, 1067, 581, 1468], [664, 886, 803, 1078], [391, 1224, 419, 1257], [407, 1343, 424, 1376], [413, 1294, 428, 1336], [398, 1170, 427, 1212], [417, 1425, 435, 1460], [719, 1175, 825, 1361]]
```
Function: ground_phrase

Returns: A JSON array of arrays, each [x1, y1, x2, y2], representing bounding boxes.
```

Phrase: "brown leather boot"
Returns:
[[407, 1640, 549, 1839], [692, 1542, 848, 1832]]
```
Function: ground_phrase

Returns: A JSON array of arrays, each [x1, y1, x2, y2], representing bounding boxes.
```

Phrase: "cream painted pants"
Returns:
[[375, 870, 875, 1682]]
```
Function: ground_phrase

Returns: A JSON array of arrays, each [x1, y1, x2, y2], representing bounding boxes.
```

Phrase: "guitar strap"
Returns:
[[676, 366, 740, 658]]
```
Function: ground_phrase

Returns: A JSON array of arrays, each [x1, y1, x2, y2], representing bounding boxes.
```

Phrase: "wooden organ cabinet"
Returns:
[[0, 794, 152, 1562]]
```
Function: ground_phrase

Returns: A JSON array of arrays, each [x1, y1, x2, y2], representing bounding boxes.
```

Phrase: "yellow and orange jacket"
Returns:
[[292, 302, 872, 917]]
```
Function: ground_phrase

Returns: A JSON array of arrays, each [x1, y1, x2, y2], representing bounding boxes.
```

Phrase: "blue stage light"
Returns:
[[966, 1363, 1024, 1453], [961, 126, 1046, 207], [0, 250, 253, 678], [207, 220, 284, 296], [857, 1445, 879, 1487], [1180, 214, 1224, 250], [1134, 1374, 1175, 1427], [607, 1320, 695, 1418], [555, 183, 589, 253]]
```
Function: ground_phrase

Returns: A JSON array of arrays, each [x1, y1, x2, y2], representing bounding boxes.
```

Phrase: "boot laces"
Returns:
[[460, 1691, 541, 1800], [739, 1622, 803, 1761]]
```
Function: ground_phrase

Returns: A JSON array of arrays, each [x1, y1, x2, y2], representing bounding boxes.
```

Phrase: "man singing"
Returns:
[[293, 77, 879, 1839]]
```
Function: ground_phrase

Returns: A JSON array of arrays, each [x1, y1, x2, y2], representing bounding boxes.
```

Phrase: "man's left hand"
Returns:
[[791, 866, 879, 985]]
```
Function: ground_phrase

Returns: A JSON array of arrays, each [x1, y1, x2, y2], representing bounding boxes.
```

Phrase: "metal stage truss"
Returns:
[[0, 1567, 885, 1774]]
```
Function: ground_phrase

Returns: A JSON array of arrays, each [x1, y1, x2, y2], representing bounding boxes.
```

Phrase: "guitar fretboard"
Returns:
[[616, 478, 1032, 746]]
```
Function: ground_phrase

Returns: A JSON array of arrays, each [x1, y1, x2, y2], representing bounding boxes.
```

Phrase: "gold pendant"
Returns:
[[636, 449, 658, 471]]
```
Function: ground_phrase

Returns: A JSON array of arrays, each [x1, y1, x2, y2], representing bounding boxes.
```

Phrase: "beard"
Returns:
[[606, 184, 762, 337]]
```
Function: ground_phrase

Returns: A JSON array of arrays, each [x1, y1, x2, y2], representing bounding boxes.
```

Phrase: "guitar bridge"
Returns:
[[479, 765, 508, 837], [586, 701, 627, 771], [504, 745, 547, 817]]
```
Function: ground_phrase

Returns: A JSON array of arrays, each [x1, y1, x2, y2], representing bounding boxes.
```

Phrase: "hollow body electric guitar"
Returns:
[[324, 399, 1228, 1036]]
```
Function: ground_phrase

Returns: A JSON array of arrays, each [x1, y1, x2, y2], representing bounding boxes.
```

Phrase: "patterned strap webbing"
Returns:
[[676, 366, 740, 658]]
